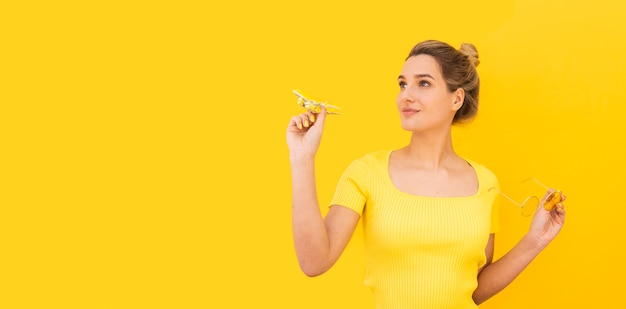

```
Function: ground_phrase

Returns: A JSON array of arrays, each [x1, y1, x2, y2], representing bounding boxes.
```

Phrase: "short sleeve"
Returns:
[[469, 158, 500, 234], [488, 177, 501, 234], [330, 158, 370, 215], [490, 193, 500, 234]]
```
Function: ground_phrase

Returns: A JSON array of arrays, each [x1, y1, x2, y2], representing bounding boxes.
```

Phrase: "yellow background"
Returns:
[[2, 0, 625, 308]]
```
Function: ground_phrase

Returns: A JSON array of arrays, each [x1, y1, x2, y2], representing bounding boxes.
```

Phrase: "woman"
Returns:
[[286, 40, 566, 308]]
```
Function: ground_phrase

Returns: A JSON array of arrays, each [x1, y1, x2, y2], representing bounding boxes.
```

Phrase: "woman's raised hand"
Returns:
[[286, 106, 327, 160]]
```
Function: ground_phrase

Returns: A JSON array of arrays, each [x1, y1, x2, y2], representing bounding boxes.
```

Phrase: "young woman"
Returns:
[[286, 40, 566, 308]]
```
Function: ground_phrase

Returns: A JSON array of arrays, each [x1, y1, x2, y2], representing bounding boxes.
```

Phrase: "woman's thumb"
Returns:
[[312, 105, 327, 130]]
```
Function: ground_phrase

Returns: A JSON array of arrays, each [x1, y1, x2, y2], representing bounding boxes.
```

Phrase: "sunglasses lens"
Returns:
[[520, 196, 539, 217], [542, 191, 559, 210]]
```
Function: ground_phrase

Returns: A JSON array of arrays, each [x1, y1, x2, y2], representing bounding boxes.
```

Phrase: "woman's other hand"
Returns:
[[527, 189, 566, 249]]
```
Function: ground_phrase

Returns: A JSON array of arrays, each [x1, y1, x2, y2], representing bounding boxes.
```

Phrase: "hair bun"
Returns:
[[459, 43, 479, 67]]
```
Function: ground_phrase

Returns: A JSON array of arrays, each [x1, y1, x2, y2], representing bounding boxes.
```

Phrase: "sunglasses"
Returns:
[[489, 178, 563, 217]]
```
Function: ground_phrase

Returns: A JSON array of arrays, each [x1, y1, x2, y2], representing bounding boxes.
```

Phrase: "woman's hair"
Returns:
[[406, 40, 480, 123]]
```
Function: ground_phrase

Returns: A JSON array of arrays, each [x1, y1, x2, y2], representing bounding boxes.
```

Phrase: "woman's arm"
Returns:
[[473, 191, 566, 304], [287, 108, 360, 277]]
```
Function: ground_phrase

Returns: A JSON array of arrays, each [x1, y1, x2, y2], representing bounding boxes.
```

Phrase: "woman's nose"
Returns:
[[399, 87, 416, 103]]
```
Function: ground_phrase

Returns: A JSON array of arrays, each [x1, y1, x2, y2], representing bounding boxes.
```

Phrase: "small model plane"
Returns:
[[292, 89, 342, 115]]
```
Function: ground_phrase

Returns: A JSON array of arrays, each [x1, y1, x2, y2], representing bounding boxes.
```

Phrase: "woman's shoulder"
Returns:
[[342, 149, 391, 173], [465, 158, 499, 184], [353, 149, 392, 165]]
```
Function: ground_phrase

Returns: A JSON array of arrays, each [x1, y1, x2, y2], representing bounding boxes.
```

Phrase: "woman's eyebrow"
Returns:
[[397, 74, 436, 80], [414, 73, 435, 80]]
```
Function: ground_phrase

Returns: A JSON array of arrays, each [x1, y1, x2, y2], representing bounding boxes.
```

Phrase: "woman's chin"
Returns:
[[400, 121, 421, 132]]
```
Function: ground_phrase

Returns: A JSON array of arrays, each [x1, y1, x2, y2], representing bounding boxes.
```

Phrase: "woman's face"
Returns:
[[396, 54, 463, 132]]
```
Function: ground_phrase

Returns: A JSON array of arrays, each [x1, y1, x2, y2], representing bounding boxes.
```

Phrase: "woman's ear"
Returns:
[[452, 88, 465, 111]]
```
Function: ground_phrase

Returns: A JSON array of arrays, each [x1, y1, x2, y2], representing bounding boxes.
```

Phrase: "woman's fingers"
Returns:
[[288, 115, 302, 130], [556, 202, 565, 213], [289, 112, 317, 130]]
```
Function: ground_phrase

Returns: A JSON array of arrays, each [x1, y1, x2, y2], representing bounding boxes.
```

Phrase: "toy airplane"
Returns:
[[292, 89, 342, 115]]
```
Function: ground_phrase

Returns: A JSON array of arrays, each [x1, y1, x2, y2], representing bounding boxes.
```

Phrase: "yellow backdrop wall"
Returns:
[[2, 0, 625, 308]]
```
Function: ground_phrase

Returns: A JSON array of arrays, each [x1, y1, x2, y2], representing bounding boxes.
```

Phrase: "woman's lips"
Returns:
[[402, 108, 420, 117]]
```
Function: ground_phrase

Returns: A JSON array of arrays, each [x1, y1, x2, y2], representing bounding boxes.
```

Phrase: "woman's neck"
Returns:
[[401, 129, 458, 170]]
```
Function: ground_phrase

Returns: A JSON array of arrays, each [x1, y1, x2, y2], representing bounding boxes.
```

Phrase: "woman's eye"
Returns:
[[419, 80, 430, 87], [399, 81, 407, 89]]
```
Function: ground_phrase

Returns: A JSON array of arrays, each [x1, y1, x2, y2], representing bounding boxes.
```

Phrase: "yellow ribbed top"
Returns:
[[331, 150, 499, 309]]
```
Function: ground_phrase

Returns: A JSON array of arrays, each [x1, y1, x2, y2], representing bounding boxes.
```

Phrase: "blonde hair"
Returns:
[[406, 40, 480, 123]]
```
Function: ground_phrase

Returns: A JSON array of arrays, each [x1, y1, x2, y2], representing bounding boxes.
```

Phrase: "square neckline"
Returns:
[[383, 149, 483, 199]]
